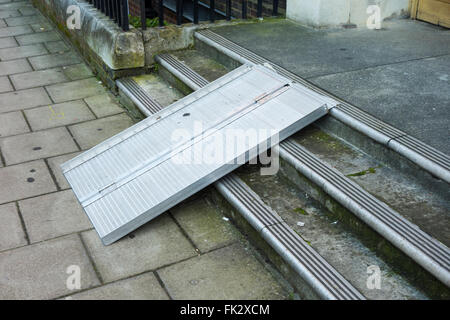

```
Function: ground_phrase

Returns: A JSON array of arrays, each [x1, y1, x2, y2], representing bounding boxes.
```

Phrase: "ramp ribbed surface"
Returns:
[[158, 50, 450, 288], [62, 64, 329, 245], [118, 57, 365, 300], [195, 29, 450, 183]]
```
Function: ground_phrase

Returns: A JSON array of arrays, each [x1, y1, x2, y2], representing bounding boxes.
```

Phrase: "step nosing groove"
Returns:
[[196, 29, 450, 181], [222, 177, 281, 226], [220, 179, 279, 227], [280, 140, 450, 268], [281, 140, 448, 248], [393, 136, 450, 168], [271, 223, 364, 299], [280, 141, 450, 264], [336, 105, 405, 138], [268, 223, 362, 300]]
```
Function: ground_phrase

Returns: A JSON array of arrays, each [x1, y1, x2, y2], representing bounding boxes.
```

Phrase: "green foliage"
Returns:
[[128, 15, 165, 28]]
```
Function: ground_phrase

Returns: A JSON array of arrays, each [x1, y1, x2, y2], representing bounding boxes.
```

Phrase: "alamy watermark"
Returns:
[[367, 5, 382, 30], [170, 121, 280, 175], [66, 5, 81, 30], [366, 265, 381, 290], [66, 265, 81, 291]]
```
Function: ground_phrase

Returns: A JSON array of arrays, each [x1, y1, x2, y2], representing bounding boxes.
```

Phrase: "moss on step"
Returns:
[[346, 165, 381, 177], [293, 207, 309, 215]]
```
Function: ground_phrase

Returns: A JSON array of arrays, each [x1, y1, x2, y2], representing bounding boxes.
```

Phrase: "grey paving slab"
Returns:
[[47, 151, 81, 190], [16, 30, 61, 45], [81, 215, 197, 283], [0, 10, 21, 19], [0, 43, 47, 60], [311, 55, 450, 154], [0, 127, 79, 165], [0, 75, 12, 93], [68, 113, 133, 150], [158, 243, 288, 300], [84, 93, 124, 118], [18, 6, 38, 16], [0, 25, 32, 38], [0, 19, 6, 28], [213, 19, 450, 155], [0, 202, 27, 251], [0, 87, 51, 113], [5, 14, 45, 27], [29, 51, 82, 70], [0, 36, 16, 48], [44, 40, 69, 53], [0, 1, 33, 11], [19, 190, 92, 243], [214, 19, 450, 79], [46, 77, 106, 103], [30, 21, 53, 33], [0, 234, 100, 299], [0, 58, 31, 76], [0, 111, 29, 137], [10, 67, 68, 90], [0, 160, 56, 204], [171, 197, 238, 252], [25, 100, 95, 131], [62, 63, 94, 80], [67, 272, 169, 300]]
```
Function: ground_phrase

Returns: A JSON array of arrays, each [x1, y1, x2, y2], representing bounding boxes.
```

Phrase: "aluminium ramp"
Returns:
[[62, 65, 334, 245]]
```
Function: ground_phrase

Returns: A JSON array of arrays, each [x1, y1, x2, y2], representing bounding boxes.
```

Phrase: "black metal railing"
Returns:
[[90, 0, 280, 31], [88, 0, 130, 31]]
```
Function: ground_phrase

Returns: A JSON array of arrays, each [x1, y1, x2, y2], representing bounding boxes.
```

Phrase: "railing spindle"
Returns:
[[140, 0, 146, 30], [210, 0, 215, 22], [116, 0, 121, 25], [226, 0, 231, 20], [105, 0, 109, 16], [109, 0, 114, 18], [176, 0, 183, 25], [193, 0, 199, 24], [273, 0, 278, 16], [121, 0, 129, 31], [158, 0, 164, 26], [242, 0, 247, 19], [257, 0, 262, 18]]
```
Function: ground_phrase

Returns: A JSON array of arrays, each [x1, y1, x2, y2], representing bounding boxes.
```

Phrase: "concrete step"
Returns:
[[116, 71, 367, 300], [152, 49, 450, 298]]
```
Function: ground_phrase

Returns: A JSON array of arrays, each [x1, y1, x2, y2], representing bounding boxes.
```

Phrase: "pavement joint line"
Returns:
[[0, 89, 122, 120], [81, 98, 100, 120], [0, 226, 95, 255], [0, 49, 70, 64], [78, 232, 105, 285], [306, 52, 450, 80], [153, 270, 173, 300], [20, 109, 32, 132], [53, 269, 169, 300], [61, 239, 249, 298], [6, 73, 15, 91], [44, 157, 60, 191], [66, 125, 82, 152], [14, 200, 30, 245], [0, 146, 5, 166], [168, 211, 201, 255], [0, 105, 123, 138], [0, 149, 83, 171]]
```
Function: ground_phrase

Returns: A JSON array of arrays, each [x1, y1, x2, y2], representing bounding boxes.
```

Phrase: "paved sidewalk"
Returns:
[[213, 19, 450, 154], [0, 0, 288, 300]]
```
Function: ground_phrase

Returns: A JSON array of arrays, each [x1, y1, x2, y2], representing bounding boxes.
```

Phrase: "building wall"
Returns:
[[287, 0, 410, 28]]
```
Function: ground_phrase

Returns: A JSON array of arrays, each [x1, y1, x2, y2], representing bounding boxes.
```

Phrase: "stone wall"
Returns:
[[32, 0, 146, 89]]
